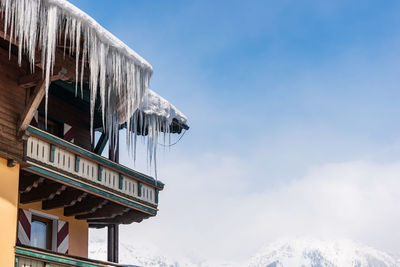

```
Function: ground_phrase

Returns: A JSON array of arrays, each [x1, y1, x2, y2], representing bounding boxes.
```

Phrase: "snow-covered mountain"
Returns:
[[89, 237, 400, 267], [89, 237, 182, 267], [249, 238, 400, 267]]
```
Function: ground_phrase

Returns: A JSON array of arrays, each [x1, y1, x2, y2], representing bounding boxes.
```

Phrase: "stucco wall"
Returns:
[[0, 157, 20, 267], [19, 201, 89, 258]]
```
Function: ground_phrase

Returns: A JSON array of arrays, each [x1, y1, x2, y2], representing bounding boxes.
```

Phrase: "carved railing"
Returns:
[[15, 245, 129, 267], [24, 126, 161, 209]]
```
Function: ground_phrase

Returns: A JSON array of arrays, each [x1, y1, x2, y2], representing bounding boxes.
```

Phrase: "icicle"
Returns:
[[80, 26, 87, 98], [99, 42, 108, 131], [44, 6, 58, 128], [75, 21, 81, 96], [0, 0, 189, 178], [8, 0, 14, 59], [63, 16, 69, 57]]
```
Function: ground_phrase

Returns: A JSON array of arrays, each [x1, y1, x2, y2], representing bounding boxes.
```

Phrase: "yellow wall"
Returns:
[[0, 157, 20, 267], [19, 202, 89, 258]]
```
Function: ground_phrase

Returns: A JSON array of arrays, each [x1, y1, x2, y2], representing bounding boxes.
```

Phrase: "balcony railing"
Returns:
[[23, 126, 162, 214], [15, 245, 135, 267]]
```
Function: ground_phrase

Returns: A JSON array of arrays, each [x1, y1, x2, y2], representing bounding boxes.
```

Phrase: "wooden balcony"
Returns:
[[22, 126, 163, 219], [15, 245, 135, 267]]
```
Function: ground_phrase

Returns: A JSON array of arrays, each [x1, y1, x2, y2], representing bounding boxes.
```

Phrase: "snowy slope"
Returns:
[[89, 237, 190, 267], [89, 237, 241, 267], [89, 237, 399, 267], [248, 238, 400, 267]]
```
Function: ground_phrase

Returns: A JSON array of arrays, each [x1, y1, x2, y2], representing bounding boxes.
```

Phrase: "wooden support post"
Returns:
[[114, 224, 119, 263], [107, 117, 120, 263], [107, 224, 119, 263], [94, 132, 108, 155], [17, 80, 46, 137], [107, 224, 114, 262]]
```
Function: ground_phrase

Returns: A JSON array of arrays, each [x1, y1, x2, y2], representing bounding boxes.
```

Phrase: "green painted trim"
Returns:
[[138, 182, 142, 197], [155, 189, 159, 204], [16, 248, 103, 267], [26, 165, 157, 215], [45, 263, 51, 267], [14, 256, 18, 267], [98, 165, 103, 181], [119, 174, 124, 190], [28, 126, 164, 189], [75, 155, 80, 172], [50, 144, 55, 163]]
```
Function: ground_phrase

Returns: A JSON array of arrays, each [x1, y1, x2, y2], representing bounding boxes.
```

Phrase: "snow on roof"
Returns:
[[0, 0, 188, 177], [1, 0, 153, 130], [45, 0, 152, 71], [118, 88, 187, 126], [140, 89, 187, 125]]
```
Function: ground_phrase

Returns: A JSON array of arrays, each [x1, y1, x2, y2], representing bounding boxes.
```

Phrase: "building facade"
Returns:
[[0, 1, 188, 266]]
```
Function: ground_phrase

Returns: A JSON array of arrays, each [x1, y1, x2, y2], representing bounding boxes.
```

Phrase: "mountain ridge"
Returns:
[[89, 237, 399, 267]]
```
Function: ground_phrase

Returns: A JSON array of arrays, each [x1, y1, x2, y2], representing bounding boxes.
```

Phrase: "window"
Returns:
[[28, 210, 59, 252], [31, 215, 52, 250]]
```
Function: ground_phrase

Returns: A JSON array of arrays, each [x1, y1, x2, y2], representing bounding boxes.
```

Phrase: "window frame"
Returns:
[[29, 209, 59, 252]]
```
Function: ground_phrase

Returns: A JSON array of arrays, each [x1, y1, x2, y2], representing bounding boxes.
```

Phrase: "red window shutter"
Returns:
[[63, 123, 74, 143], [57, 220, 69, 254], [17, 209, 32, 245]]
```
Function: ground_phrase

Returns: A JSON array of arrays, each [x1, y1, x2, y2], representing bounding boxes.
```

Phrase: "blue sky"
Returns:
[[69, 1, 400, 264]]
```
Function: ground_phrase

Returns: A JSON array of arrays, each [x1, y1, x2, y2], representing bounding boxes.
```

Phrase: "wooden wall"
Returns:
[[0, 40, 92, 161], [0, 44, 28, 161]]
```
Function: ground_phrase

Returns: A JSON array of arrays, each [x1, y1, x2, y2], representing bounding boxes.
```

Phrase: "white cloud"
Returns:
[[90, 154, 400, 264]]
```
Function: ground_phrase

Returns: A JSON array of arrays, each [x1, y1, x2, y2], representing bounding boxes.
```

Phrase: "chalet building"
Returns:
[[0, 0, 188, 266]]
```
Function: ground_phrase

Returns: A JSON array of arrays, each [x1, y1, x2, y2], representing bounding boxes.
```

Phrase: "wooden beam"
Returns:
[[42, 189, 87, 210], [75, 203, 129, 220], [18, 64, 72, 88], [19, 176, 44, 193], [17, 80, 46, 136], [88, 209, 150, 225], [64, 196, 108, 216], [107, 224, 115, 262], [94, 132, 108, 155], [0, 24, 87, 85], [18, 71, 44, 88], [20, 183, 67, 204]]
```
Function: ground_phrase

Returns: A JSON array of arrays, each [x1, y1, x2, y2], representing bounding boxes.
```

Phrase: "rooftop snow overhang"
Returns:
[[118, 89, 189, 134], [0, 0, 188, 171], [47, 0, 152, 68]]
